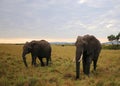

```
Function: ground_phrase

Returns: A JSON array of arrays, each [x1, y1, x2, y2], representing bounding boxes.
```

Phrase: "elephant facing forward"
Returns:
[[22, 40, 52, 67], [75, 35, 101, 79]]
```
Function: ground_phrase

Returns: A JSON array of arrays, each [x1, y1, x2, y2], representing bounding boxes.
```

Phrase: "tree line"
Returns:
[[107, 32, 120, 45], [103, 32, 120, 50]]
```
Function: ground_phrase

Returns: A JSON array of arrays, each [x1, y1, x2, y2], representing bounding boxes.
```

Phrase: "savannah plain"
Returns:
[[0, 44, 120, 86]]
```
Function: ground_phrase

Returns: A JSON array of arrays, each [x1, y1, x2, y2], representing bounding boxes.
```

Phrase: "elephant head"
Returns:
[[22, 42, 33, 67], [75, 36, 88, 79]]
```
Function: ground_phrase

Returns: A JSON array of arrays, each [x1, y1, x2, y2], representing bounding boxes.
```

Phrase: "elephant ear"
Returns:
[[82, 35, 89, 45], [75, 36, 88, 46], [25, 42, 32, 50], [29, 40, 37, 48]]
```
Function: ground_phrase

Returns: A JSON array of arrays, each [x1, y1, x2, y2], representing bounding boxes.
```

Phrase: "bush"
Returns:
[[102, 45, 120, 50]]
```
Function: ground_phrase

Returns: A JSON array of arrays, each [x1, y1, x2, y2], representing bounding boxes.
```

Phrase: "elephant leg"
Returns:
[[31, 57, 34, 65], [93, 61, 97, 71], [84, 57, 92, 75], [85, 62, 90, 75], [40, 58, 45, 66], [82, 57, 86, 73], [46, 57, 49, 66], [76, 62, 80, 79], [93, 59, 98, 71], [33, 57, 37, 66], [31, 54, 37, 66], [93, 54, 99, 71]]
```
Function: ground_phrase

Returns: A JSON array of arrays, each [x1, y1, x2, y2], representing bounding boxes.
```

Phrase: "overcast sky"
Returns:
[[0, 0, 120, 43]]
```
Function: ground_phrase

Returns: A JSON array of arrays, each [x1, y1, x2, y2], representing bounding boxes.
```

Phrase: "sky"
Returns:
[[0, 0, 120, 43]]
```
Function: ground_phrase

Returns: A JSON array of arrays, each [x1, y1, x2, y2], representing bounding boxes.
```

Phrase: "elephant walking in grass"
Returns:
[[22, 40, 52, 67], [75, 35, 101, 79]]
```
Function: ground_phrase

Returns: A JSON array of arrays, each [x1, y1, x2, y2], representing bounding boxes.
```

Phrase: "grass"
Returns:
[[0, 44, 120, 86]]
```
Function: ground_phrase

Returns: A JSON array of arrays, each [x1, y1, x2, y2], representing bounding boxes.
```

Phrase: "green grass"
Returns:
[[0, 44, 120, 86]]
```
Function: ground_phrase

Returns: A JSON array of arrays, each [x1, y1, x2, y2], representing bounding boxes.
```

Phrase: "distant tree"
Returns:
[[107, 32, 120, 49], [107, 34, 116, 45], [116, 32, 120, 41], [116, 32, 120, 45]]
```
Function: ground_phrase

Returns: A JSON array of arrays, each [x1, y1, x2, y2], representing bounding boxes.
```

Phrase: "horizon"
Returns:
[[0, 37, 108, 43]]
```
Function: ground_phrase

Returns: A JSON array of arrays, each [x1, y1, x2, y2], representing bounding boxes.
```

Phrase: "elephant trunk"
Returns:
[[76, 59, 80, 79], [22, 52, 28, 67], [76, 48, 83, 79]]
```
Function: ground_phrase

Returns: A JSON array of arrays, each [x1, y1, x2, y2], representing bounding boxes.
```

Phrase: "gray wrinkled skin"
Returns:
[[75, 35, 101, 79], [22, 40, 52, 67]]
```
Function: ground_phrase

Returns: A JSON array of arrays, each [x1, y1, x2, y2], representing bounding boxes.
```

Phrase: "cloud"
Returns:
[[77, 0, 120, 8], [57, 2, 120, 38], [106, 24, 113, 28], [78, 0, 87, 4], [0, 0, 120, 43]]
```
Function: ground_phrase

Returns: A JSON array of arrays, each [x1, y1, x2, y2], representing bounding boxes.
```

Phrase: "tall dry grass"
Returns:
[[0, 44, 120, 86]]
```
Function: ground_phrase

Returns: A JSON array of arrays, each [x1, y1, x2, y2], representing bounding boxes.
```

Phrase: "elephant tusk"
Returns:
[[73, 57, 75, 62], [78, 52, 83, 62]]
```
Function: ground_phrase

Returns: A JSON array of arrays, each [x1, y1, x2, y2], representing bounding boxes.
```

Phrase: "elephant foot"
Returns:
[[87, 74, 90, 77], [91, 69, 96, 73], [49, 62, 52, 66], [84, 72, 90, 76], [34, 65, 37, 67], [41, 63, 45, 67], [76, 76, 79, 79], [46, 63, 48, 66], [76, 75, 80, 80], [75, 76, 82, 80], [32, 63, 37, 67], [32, 64, 37, 67]]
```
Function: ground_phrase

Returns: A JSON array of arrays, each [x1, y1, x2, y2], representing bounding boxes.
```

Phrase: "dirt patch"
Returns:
[[63, 73, 75, 79]]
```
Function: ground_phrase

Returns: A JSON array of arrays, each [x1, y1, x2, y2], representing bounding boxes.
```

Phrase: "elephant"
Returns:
[[22, 40, 52, 67], [75, 35, 101, 79]]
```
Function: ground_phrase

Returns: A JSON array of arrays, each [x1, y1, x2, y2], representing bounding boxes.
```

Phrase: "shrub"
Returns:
[[102, 45, 120, 50]]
